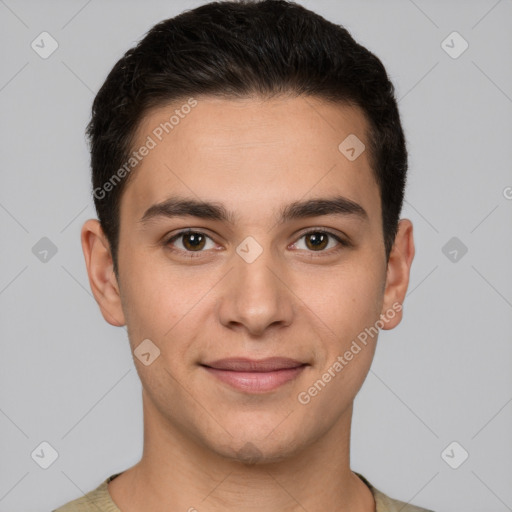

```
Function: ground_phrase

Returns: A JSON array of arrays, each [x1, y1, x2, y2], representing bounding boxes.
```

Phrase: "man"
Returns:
[[54, 0, 433, 510]]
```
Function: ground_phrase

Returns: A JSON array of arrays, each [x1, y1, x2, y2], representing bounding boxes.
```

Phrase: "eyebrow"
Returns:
[[139, 195, 368, 226]]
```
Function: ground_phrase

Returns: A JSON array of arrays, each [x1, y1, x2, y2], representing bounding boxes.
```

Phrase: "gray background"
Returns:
[[1, 0, 511, 511]]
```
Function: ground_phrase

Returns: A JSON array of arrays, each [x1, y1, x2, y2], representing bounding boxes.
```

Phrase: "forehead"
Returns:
[[120, 95, 380, 225]]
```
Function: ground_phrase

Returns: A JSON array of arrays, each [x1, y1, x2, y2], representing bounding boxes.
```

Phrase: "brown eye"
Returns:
[[305, 232, 329, 251], [166, 231, 216, 253], [182, 232, 206, 251], [292, 230, 346, 254]]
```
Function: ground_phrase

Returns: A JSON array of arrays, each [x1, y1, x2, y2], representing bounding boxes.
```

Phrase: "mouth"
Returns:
[[201, 357, 308, 393]]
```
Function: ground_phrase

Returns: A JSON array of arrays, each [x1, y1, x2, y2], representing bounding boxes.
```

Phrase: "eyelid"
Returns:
[[293, 226, 348, 242], [289, 228, 350, 253], [164, 229, 219, 255]]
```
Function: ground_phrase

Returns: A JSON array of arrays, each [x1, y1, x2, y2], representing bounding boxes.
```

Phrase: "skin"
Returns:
[[81, 95, 414, 512]]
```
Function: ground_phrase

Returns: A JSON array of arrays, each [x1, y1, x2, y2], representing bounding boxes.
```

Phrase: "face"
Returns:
[[82, 95, 414, 464]]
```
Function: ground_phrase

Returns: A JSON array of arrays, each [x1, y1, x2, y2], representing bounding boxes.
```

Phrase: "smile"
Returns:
[[201, 357, 308, 393]]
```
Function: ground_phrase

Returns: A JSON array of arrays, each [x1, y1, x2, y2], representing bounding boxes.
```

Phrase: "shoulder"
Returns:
[[355, 472, 436, 512], [52, 474, 122, 512]]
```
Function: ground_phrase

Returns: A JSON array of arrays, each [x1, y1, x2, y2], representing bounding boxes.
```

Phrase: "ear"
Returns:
[[379, 218, 415, 330], [81, 219, 126, 327]]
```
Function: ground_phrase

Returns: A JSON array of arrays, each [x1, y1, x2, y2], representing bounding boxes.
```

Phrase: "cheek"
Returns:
[[302, 263, 384, 340], [118, 250, 217, 363], [300, 274, 382, 414], [117, 253, 178, 345]]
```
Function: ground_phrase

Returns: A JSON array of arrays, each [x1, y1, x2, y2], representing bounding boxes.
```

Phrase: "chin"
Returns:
[[210, 430, 305, 466]]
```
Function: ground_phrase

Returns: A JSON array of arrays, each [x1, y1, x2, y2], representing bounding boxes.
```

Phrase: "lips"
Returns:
[[203, 357, 305, 372], [201, 357, 307, 393]]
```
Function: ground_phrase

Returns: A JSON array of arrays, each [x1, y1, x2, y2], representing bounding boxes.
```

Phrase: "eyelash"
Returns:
[[163, 228, 350, 259]]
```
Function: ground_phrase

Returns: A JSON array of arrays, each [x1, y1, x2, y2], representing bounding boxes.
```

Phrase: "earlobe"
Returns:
[[380, 219, 415, 330], [81, 219, 126, 327]]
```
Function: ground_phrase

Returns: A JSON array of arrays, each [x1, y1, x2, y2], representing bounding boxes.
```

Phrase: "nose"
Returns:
[[216, 247, 295, 337]]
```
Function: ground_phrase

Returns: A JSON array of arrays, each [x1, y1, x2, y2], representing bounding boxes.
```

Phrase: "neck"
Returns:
[[108, 395, 375, 512]]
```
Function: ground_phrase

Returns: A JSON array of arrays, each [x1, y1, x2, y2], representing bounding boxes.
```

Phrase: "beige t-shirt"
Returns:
[[53, 471, 434, 511]]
